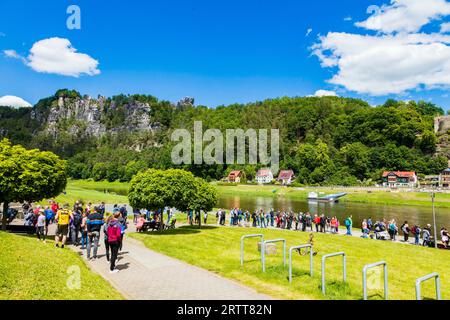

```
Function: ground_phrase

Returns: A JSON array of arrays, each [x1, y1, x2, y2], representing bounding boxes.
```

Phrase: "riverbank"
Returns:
[[46, 180, 450, 209]]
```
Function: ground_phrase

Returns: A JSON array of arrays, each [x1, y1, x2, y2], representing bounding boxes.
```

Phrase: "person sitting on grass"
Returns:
[[440, 227, 449, 248]]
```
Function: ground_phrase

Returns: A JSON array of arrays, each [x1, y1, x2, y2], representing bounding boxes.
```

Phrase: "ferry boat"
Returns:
[[308, 192, 347, 203]]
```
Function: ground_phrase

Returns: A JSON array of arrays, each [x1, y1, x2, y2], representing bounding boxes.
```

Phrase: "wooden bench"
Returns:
[[141, 221, 162, 232], [2, 224, 35, 234]]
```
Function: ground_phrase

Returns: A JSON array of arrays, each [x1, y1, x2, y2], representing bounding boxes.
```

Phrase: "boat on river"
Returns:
[[308, 192, 348, 203]]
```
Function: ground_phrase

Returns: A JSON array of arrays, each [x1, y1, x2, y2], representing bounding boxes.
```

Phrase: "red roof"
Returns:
[[278, 170, 294, 180], [228, 170, 242, 178], [382, 171, 416, 178], [257, 169, 272, 177]]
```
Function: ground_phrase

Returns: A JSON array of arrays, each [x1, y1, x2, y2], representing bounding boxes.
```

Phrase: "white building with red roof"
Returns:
[[382, 171, 417, 188], [256, 168, 274, 184], [277, 170, 295, 185]]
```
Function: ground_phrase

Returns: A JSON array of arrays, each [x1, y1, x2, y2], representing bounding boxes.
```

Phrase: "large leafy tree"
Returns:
[[128, 169, 217, 229], [0, 139, 67, 230]]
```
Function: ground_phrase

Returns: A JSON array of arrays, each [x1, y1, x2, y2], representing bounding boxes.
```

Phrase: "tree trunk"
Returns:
[[198, 210, 201, 229], [1, 202, 9, 231], [159, 208, 164, 231]]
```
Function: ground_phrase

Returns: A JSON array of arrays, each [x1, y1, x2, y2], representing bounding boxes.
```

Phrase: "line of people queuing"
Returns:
[[215, 208, 449, 249], [23, 201, 129, 273]]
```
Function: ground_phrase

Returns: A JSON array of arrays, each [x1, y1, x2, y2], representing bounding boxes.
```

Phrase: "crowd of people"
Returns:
[[22, 201, 129, 273], [215, 208, 450, 248]]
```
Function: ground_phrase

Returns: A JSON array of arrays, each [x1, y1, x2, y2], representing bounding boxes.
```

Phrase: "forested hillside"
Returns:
[[0, 89, 447, 185]]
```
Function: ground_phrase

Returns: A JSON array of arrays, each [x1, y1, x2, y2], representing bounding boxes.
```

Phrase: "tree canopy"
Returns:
[[0, 139, 67, 229]]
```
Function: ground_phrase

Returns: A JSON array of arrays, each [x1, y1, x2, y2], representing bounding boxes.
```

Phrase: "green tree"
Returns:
[[0, 139, 67, 230]]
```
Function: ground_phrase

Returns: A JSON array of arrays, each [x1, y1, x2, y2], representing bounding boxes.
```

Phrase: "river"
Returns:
[[216, 194, 450, 229]]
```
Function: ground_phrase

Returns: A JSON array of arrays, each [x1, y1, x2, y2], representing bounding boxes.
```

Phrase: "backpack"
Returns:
[[107, 224, 121, 243], [72, 212, 82, 227], [345, 219, 351, 227]]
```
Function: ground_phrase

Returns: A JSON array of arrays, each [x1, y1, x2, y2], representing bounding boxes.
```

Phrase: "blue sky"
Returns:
[[1, 0, 450, 109]]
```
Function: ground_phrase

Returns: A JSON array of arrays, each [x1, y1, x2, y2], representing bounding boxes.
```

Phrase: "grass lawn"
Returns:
[[130, 225, 450, 300], [38, 180, 129, 206], [0, 232, 123, 300]]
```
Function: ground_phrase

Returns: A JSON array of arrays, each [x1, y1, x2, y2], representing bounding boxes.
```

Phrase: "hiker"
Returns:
[[107, 212, 123, 273], [80, 212, 88, 249], [367, 217, 373, 231], [388, 219, 398, 241], [71, 207, 83, 246], [44, 206, 54, 237], [412, 224, 421, 245], [118, 212, 127, 252], [440, 227, 449, 248], [270, 209, 275, 227], [36, 210, 46, 243], [103, 216, 111, 262], [86, 206, 104, 260], [422, 225, 432, 247], [98, 202, 106, 216], [313, 214, 320, 232], [319, 214, 326, 233], [401, 221, 410, 242], [54, 205, 71, 248], [133, 208, 140, 224], [361, 219, 369, 238], [344, 215, 352, 235], [204, 211, 208, 224]]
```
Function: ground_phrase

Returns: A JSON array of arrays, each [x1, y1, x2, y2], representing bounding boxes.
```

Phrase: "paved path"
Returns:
[[71, 228, 272, 300]]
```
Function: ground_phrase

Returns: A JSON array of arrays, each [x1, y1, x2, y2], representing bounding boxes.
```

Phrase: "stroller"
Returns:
[[373, 222, 388, 240]]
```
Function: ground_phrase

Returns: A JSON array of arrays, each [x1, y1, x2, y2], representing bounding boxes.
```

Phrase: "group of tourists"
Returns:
[[23, 201, 129, 273], [216, 207, 449, 249], [361, 217, 449, 248]]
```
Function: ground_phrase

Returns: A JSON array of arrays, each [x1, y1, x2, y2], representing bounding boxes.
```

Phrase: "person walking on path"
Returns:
[[54, 205, 71, 248], [44, 206, 54, 237], [71, 208, 83, 246], [86, 207, 104, 260], [80, 212, 88, 249], [388, 219, 398, 241], [412, 224, 421, 245], [107, 212, 123, 273], [36, 210, 46, 243], [401, 221, 410, 242], [422, 224, 432, 247], [345, 215, 352, 235]]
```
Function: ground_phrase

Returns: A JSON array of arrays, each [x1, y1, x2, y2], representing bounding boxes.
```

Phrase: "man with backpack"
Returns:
[[55, 205, 71, 248], [44, 206, 55, 237], [86, 206, 104, 260], [412, 224, 421, 245], [71, 208, 83, 246], [345, 215, 353, 235]]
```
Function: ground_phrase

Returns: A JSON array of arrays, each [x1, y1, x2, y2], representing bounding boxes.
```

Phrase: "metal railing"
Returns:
[[362, 261, 388, 300], [240, 234, 264, 268], [321, 252, 346, 295], [416, 272, 441, 300], [288, 244, 314, 283], [262, 239, 286, 272]]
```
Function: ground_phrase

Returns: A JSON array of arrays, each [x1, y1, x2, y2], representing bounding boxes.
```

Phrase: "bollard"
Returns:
[[362, 261, 388, 300], [262, 239, 286, 272], [240, 234, 264, 268], [416, 272, 441, 300], [321, 252, 346, 295], [288, 244, 313, 283]]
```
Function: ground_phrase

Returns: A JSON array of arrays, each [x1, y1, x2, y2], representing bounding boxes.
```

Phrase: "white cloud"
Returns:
[[441, 22, 450, 33], [4, 37, 100, 77], [312, 0, 450, 96], [313, 90, 338, 97], [0, 95, 32, 108], [355, 0, 450, 34], [306, 28, 313, 37], [344, 16, 352, 21]]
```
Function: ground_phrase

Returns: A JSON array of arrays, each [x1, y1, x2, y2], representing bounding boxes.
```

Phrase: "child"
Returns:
[[36, 210, 46, 243], [136, 214, 146, 232]]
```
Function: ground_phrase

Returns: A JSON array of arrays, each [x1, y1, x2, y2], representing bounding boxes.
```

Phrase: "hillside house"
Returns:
[[256, 168, 273, 184], [382, 171, 418, 188], [227, 170, 243, 183], [277, 170, 295, 185]]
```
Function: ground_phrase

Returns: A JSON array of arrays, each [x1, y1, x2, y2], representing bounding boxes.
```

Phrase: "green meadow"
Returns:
[[131, 225, 449, 300]]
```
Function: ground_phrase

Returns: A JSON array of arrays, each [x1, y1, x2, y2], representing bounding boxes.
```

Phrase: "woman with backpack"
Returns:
[[107, 212, 123, 273], [401, 221, 410, 242], [388, 220, 398, 241]]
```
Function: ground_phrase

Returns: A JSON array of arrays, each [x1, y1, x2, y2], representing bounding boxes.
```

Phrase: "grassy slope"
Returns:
[[0, 232, 123, 300], [130, 226, 450, 300]]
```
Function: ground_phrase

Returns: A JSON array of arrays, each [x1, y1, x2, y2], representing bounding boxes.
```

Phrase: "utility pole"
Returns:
[[431, 192, 438, 249]]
